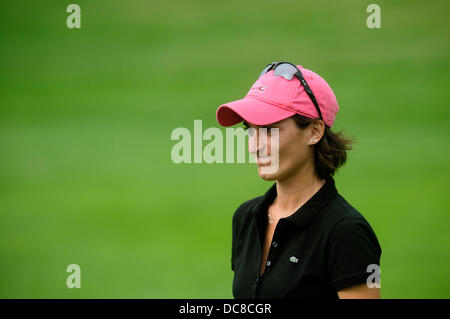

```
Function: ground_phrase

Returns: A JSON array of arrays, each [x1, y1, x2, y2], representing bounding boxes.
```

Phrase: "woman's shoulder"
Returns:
[[231, 195, 263, 240], [323, 194, 382, 252], [324, 193, 372, 224], [232, 195, 262, 221]]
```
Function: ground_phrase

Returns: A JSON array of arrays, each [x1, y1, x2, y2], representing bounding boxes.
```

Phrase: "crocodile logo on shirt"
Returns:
[[289, 256, 299, 263]]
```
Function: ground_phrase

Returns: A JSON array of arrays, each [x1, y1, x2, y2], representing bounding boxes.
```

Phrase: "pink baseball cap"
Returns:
[[216, 64, 339, 128]]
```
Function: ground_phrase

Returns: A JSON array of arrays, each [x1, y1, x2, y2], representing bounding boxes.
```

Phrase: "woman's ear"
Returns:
[[309, 120, 325, 143]]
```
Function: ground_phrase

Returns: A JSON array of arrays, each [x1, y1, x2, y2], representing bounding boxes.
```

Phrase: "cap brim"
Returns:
[[216, 96, 296, 127]]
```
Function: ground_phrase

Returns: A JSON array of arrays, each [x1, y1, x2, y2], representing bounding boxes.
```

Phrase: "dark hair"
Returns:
[[291, 114, 355, 180]]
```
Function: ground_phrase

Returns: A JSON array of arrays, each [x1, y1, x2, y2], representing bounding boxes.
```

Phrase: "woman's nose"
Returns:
[[248, 129, 266, 154]]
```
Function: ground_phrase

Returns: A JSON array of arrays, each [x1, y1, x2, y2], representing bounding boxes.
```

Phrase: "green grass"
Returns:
[[0, 0, 449, 298]]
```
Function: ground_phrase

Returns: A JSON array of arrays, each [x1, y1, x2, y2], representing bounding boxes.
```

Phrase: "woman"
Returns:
[[216, 62, 382, 299]]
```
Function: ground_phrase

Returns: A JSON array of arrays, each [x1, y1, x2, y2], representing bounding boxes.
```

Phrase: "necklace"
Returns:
[[267, 180, 323, 224], [268, 212, 279, 224]]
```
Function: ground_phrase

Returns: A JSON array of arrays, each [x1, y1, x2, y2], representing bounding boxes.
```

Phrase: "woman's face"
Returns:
[[246, 117, 319, 181]]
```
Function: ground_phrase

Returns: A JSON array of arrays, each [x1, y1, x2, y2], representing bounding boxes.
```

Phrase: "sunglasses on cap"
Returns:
[[258, 62, 323, 121]]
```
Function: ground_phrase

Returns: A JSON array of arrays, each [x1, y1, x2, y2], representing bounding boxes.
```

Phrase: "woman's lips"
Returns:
[[256, 156, 271, 165]]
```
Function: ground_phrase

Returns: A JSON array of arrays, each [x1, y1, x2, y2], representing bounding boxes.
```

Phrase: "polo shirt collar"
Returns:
[[251, 176, 338, 229]]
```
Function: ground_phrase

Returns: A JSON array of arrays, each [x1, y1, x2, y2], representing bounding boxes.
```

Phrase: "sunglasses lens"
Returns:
[[258, 64, 273, 79], [273, 63, 297, 80]]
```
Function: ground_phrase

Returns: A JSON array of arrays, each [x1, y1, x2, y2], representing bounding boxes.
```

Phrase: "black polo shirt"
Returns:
[[231, 176, 382, 299]]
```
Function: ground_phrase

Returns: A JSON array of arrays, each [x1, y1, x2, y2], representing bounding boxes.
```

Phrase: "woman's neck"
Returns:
[[273, 164, 326, 218]]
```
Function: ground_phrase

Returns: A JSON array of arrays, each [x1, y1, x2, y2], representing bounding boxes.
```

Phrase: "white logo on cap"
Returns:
[[250, 83, 267, 92]]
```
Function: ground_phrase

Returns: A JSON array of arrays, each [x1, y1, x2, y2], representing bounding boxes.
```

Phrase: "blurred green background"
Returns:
[[0, 0, 449, 298]]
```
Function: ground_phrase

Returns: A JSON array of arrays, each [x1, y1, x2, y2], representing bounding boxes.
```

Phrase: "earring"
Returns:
[[310, 138, 315, 143]]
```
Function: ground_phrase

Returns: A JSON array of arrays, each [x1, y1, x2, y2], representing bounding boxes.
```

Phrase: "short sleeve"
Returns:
[[327, 217, 382, 291]]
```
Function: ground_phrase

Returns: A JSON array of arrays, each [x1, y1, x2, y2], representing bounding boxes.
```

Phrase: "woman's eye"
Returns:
[[262, 127, 272, 136], [246, 127, 255, 137]]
